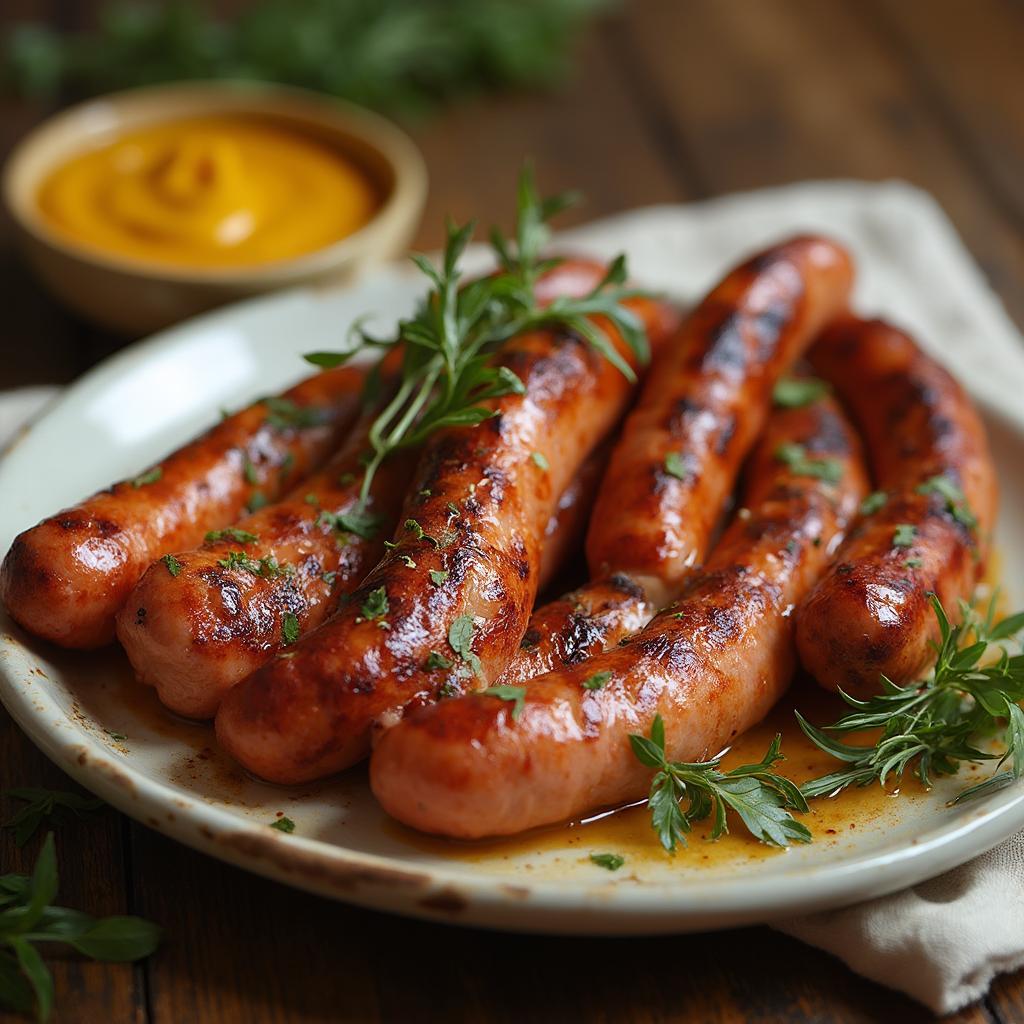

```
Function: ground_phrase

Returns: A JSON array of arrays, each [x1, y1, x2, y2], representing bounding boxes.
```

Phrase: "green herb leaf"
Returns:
[[429, 569, 449, 587], [589, 853, 624, 871], [892, 523, 917, 548], [281, 612, 300, 646], [217, 551, 294, 578], [479, 684, 527, 721], [859, 491, 888, 516], [204, 527, 259, 545], [582, 670, 612, 691], [448, 614, 482, 677], [69, 917, 162, 962], [629, 717, 810, 852], [263, 397, 328, 430], [772, 376, 830, 408], [425, 651, 454, 670], [530, 451, 549, 471], [360, 587, 389, 621], [774, 443, 843, 483], [916, 474, 977, 530], [160, 554, 182, 578], [129, 467, 162, 488], [246, 491, 268, 513], [3, 789, 104, 848], [663, 451, 687, 480], [269, 817, 295, 833], [243, 456, 260, 486]]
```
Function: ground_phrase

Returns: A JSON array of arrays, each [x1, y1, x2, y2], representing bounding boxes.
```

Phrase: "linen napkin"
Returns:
[[4, 180, 1024, 1014]]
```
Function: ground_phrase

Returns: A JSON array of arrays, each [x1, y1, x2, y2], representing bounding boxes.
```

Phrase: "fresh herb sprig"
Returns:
[[798, 594, 1024, 802], [305, 167, 650, 504], [629, 715, 811, 852], [0, 834, 161, 1022], [2, 790, 104, 849], [6, 0, 608, 115]]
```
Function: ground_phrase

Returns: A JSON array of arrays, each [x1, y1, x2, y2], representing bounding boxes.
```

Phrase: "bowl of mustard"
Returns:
[[3, 81, 428, 333]]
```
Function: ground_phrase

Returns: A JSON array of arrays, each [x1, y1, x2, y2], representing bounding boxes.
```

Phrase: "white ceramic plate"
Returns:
[[4, 186, 1024, 935]]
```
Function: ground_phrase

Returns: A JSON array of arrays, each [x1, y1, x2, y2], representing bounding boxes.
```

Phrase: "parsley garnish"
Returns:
[[772, 376, 830, 408], [0, 833, 160, 1022], [429, 569, 449, 587], [269, 817, 295, 833], [530, 451, 549, 471], [859, 490, 888, 516], [2, 789, 104, 848], [479, 684, 527, 720], [589, 853, 625, 871], [304, 167, 650, 505], [425, 651, 454, 670], [360, 587, 389, 621], [916, 474, 977, 530], [204, 527, 259, 544], [129, 467, 162, 488], [217, 551, 293, 578], [246, 491, 268, 513], [582, 670, 612, 691], [798, 594, 1024, 803], [903, 558, 923, 569], [160, 554, 182, 577], [892, 523, 917, 548], [663, 451, 687, 480], [629, 715, 811, 852], [774, 443, 843, 483], [448, 614, 482, 677], [263, 397, 327, 430], [317, 508, 381, 540], [281, 612, 300, 646], [242, 455, 259, 486]]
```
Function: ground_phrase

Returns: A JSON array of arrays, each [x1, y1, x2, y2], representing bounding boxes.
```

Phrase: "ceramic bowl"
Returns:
[[3, 80, 428, 334]]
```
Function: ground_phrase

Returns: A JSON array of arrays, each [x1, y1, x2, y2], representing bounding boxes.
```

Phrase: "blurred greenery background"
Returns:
[[4, 0, 611, 118]]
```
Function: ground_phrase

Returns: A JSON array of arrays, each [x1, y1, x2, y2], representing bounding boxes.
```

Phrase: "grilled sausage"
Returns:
[[1, 367, 365, 649], [502, 235, 855, 684], [796, 316, 998, 696], [216, 280, 676, 783], [114, 406, 416, 719], [370, 393, 868, 837]]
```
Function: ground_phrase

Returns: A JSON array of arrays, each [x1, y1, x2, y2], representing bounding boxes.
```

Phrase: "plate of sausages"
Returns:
[[2, 179, 1024, 934]]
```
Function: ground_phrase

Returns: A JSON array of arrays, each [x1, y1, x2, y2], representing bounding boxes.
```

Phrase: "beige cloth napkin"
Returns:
[[5, 180, 1024, 1014]]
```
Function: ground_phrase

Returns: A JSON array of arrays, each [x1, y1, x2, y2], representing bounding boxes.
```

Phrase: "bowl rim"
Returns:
[[2, 79, 428, 285]]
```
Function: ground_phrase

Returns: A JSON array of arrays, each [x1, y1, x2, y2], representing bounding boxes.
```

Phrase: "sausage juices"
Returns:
[[370, 393, 868, 838], [1, 366, 365, 649], [796, 316, 998, 696], [216, 291, 675, 783], [502, 235, 855, 684]]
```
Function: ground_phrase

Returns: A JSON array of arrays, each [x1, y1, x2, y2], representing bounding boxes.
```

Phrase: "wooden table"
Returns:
[[3, 2, 1024, 1020]]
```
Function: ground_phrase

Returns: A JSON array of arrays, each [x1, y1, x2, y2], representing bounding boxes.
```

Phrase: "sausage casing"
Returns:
[[796, 316, 998, 695], [1, 367, 365, 649], [370, 393, 868, 838]]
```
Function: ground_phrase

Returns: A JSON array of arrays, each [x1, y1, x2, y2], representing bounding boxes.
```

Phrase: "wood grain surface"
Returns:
[[2, 1, 1023, 1021]]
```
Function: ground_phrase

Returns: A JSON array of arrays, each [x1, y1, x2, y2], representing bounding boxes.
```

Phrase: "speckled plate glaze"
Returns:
[[4, 188, 1024, 934]]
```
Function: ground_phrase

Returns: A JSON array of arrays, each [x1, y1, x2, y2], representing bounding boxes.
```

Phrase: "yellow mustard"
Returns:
[[37, 115, 380, 268]]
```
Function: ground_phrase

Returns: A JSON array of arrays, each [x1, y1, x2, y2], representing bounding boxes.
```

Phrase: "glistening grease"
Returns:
[[37, 115, 379, 268]]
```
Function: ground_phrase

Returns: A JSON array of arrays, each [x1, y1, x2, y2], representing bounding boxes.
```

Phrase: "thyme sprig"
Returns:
[[305, 167, 650, 504], [798, 594, 1024, 802]]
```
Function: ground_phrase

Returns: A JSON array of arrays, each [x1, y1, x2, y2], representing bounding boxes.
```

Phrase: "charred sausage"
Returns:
[[370, 393, 868, 838], [1, 367, 365, 649], [796, 316, 998, 695]]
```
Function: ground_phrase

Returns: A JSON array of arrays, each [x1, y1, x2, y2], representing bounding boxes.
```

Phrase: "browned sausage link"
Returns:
[[215, 290, 675, 784], [502, 236, 854, 684], [585, 236, 854, 600], [797, 316, 998, 696], [115, 403, 417, 719], [502, 573, 653, 685], [369, 395, 868, 838], [1, 367, 366, 649]]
